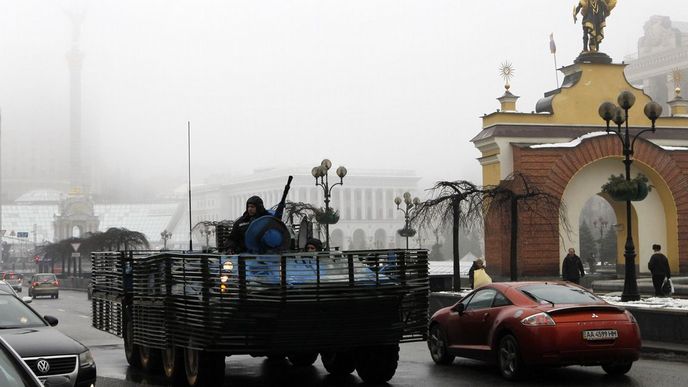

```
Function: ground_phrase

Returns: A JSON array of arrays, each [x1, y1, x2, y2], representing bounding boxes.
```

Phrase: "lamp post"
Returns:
[[598, 91, 662, 302], [161, 229, 172, 250], [311, 159, 347, 250], [200, 224, 214, 251], [394, 192, 420, 250], [592, 217, 608, 264]]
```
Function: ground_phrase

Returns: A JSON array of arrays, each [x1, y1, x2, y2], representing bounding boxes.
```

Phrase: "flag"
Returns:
[[549, 33, 557, 54]]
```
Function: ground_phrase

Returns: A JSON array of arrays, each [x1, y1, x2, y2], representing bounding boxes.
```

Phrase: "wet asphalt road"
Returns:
[[25, 288, 688, 387]]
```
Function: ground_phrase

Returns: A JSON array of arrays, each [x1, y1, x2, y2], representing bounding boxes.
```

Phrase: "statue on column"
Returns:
[[573, 0, 617, 52]]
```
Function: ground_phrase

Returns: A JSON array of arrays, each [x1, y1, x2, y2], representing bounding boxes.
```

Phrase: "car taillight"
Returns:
[[53, 280, 59, 286], [521, 312, 556, 326], [32, 282, 39, 287]]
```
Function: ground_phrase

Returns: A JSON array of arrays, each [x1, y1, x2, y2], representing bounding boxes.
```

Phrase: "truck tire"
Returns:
[[162, 345, 184, 382], [139, 345, 162, 373], [123, 312, 141, 368], [184, 348, 225, 387], [321, 351, 355, 375], [354, 345, 399, 384], [287, 352, 318, 367]]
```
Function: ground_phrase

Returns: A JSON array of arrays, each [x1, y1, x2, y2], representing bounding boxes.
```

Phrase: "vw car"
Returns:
[[428, 282, 641, 380], [0, 291, 96, 386], [28, 273, 59, 299]]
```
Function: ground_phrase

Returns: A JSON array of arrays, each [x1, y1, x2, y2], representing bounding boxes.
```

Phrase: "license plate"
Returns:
[[583, 329, 618, 341]]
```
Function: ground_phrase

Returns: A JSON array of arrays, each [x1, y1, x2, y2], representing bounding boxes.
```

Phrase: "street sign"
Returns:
[[71, 243, 81, 252], [17, 232, 29, 238]]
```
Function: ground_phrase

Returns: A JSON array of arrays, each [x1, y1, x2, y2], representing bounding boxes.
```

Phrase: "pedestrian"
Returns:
[[226, 195, 270, 253], [562, 248, 585, 284], [472, 259, 492, 289], [305, 238, 323, 252], [468, 260, 479, 289], [648, 244, 671, 296]]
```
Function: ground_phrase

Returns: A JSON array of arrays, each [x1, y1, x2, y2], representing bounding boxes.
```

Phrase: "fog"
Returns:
[[0, 0, 684, 199]]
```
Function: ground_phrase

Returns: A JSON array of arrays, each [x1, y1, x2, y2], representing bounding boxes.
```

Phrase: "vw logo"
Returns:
[[36, 359, 50, 374]]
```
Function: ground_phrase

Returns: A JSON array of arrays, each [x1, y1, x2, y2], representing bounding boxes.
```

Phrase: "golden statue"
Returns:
[[573, 0, 617, 52]]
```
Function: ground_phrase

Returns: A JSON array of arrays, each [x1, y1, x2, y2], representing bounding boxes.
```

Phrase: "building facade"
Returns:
[[170, 166, 422, 251]]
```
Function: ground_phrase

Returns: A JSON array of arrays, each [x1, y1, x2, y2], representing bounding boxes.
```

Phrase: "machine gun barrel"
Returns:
[[274, 175, 293, 219]]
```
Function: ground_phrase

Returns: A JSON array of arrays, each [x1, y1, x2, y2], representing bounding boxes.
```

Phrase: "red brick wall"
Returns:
[[485, 135, 688, 277]]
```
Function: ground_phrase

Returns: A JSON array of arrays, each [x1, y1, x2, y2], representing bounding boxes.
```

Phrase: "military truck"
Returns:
[[91, 247, 428, 386]]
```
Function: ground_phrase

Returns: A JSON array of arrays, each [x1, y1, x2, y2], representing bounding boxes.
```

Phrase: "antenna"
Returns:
[[187, 121, 193, 252]]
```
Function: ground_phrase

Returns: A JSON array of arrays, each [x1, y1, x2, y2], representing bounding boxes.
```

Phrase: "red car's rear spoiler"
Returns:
[[546, 305, 626, 315]]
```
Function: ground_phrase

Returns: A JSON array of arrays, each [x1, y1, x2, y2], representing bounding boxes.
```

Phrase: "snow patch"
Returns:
[[530, 131, 609, 149]]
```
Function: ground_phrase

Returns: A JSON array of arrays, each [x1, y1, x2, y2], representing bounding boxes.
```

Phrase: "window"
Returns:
[[519, 284, 601, 305], [492, 291, 511, 307], [465, 289, 496, 311]]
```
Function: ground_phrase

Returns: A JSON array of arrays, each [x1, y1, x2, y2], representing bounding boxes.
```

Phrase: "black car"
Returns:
[[0, 292, 96, 387]]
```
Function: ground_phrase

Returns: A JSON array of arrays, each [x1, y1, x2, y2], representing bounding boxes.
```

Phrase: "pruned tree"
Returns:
[[482, 172, 570, 281], [412, 180, 484, 291]]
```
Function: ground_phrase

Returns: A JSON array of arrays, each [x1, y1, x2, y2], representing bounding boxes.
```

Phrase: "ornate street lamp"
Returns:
[[394, 192, 420, 250], [160, 229, 172, 250], [312, 159, 347, 250], [598, 91, 662, 302]]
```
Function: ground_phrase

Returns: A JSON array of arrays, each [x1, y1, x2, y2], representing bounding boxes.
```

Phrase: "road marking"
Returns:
[[58, 309, 66, 312], [79, 315, 89, 319]]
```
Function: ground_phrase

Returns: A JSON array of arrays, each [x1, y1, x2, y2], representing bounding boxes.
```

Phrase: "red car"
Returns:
[[428, 282, 641, 380]]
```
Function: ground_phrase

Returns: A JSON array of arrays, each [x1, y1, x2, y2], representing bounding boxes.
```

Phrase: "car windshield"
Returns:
[[0, 341, 37, 387], [519, 284, 601, 305], [0, 295, 45, 329], [0, 282, 15, 295], [33, 274, 55, 282]]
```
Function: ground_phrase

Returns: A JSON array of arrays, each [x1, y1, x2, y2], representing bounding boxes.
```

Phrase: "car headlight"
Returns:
[[79, 350, 95, 368], [223, 261, 234, 271]]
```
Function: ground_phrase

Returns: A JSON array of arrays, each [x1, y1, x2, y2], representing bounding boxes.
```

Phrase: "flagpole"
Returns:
[[553, 53, 559, 88], [550, 33, 560, 88]]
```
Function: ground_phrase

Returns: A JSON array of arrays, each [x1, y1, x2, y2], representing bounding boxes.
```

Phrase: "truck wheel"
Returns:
[[287, 352, 318, 367], [139, 346, 162, 373], [321, 351, 355, 375], [355, 345, 399, 384], [184, 348, 225, 387], [123, 315, 141, 368], [162, 345, 184, 382]]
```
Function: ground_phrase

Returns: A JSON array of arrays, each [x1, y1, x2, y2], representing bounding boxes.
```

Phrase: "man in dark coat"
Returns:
[[468, 260, 479, 289], [562, 248, 585, 284], [227, 196, 269, 253], [648, 244, 671, 296]]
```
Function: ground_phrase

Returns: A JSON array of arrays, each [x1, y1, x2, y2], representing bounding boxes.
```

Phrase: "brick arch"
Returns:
[[545, 135, 688, 274], [546, 135, 688, 203]]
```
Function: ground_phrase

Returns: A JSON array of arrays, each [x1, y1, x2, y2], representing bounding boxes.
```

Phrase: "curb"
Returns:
[[641, 340, 688, 357]]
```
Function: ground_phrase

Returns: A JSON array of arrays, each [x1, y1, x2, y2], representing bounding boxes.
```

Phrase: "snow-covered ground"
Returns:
[[600, 295, 688, 310], [435, 290, 688, 311]]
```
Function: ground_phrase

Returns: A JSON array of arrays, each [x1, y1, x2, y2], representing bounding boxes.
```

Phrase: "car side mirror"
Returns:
[[451, 303, 465, 315], [21, 296, 32, 304], [44, 315, 59, 327]]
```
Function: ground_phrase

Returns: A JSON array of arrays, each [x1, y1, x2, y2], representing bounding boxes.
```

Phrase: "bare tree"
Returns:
[[412, 180, 484, 291], [483, 172, 570, 281]]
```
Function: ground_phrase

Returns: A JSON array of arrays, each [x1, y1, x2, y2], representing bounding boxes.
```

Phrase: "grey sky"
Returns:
[[0, 0, 684, 195]]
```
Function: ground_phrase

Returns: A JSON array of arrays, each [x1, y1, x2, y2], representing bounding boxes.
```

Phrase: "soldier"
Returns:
[[227, 196, 270, 253]]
